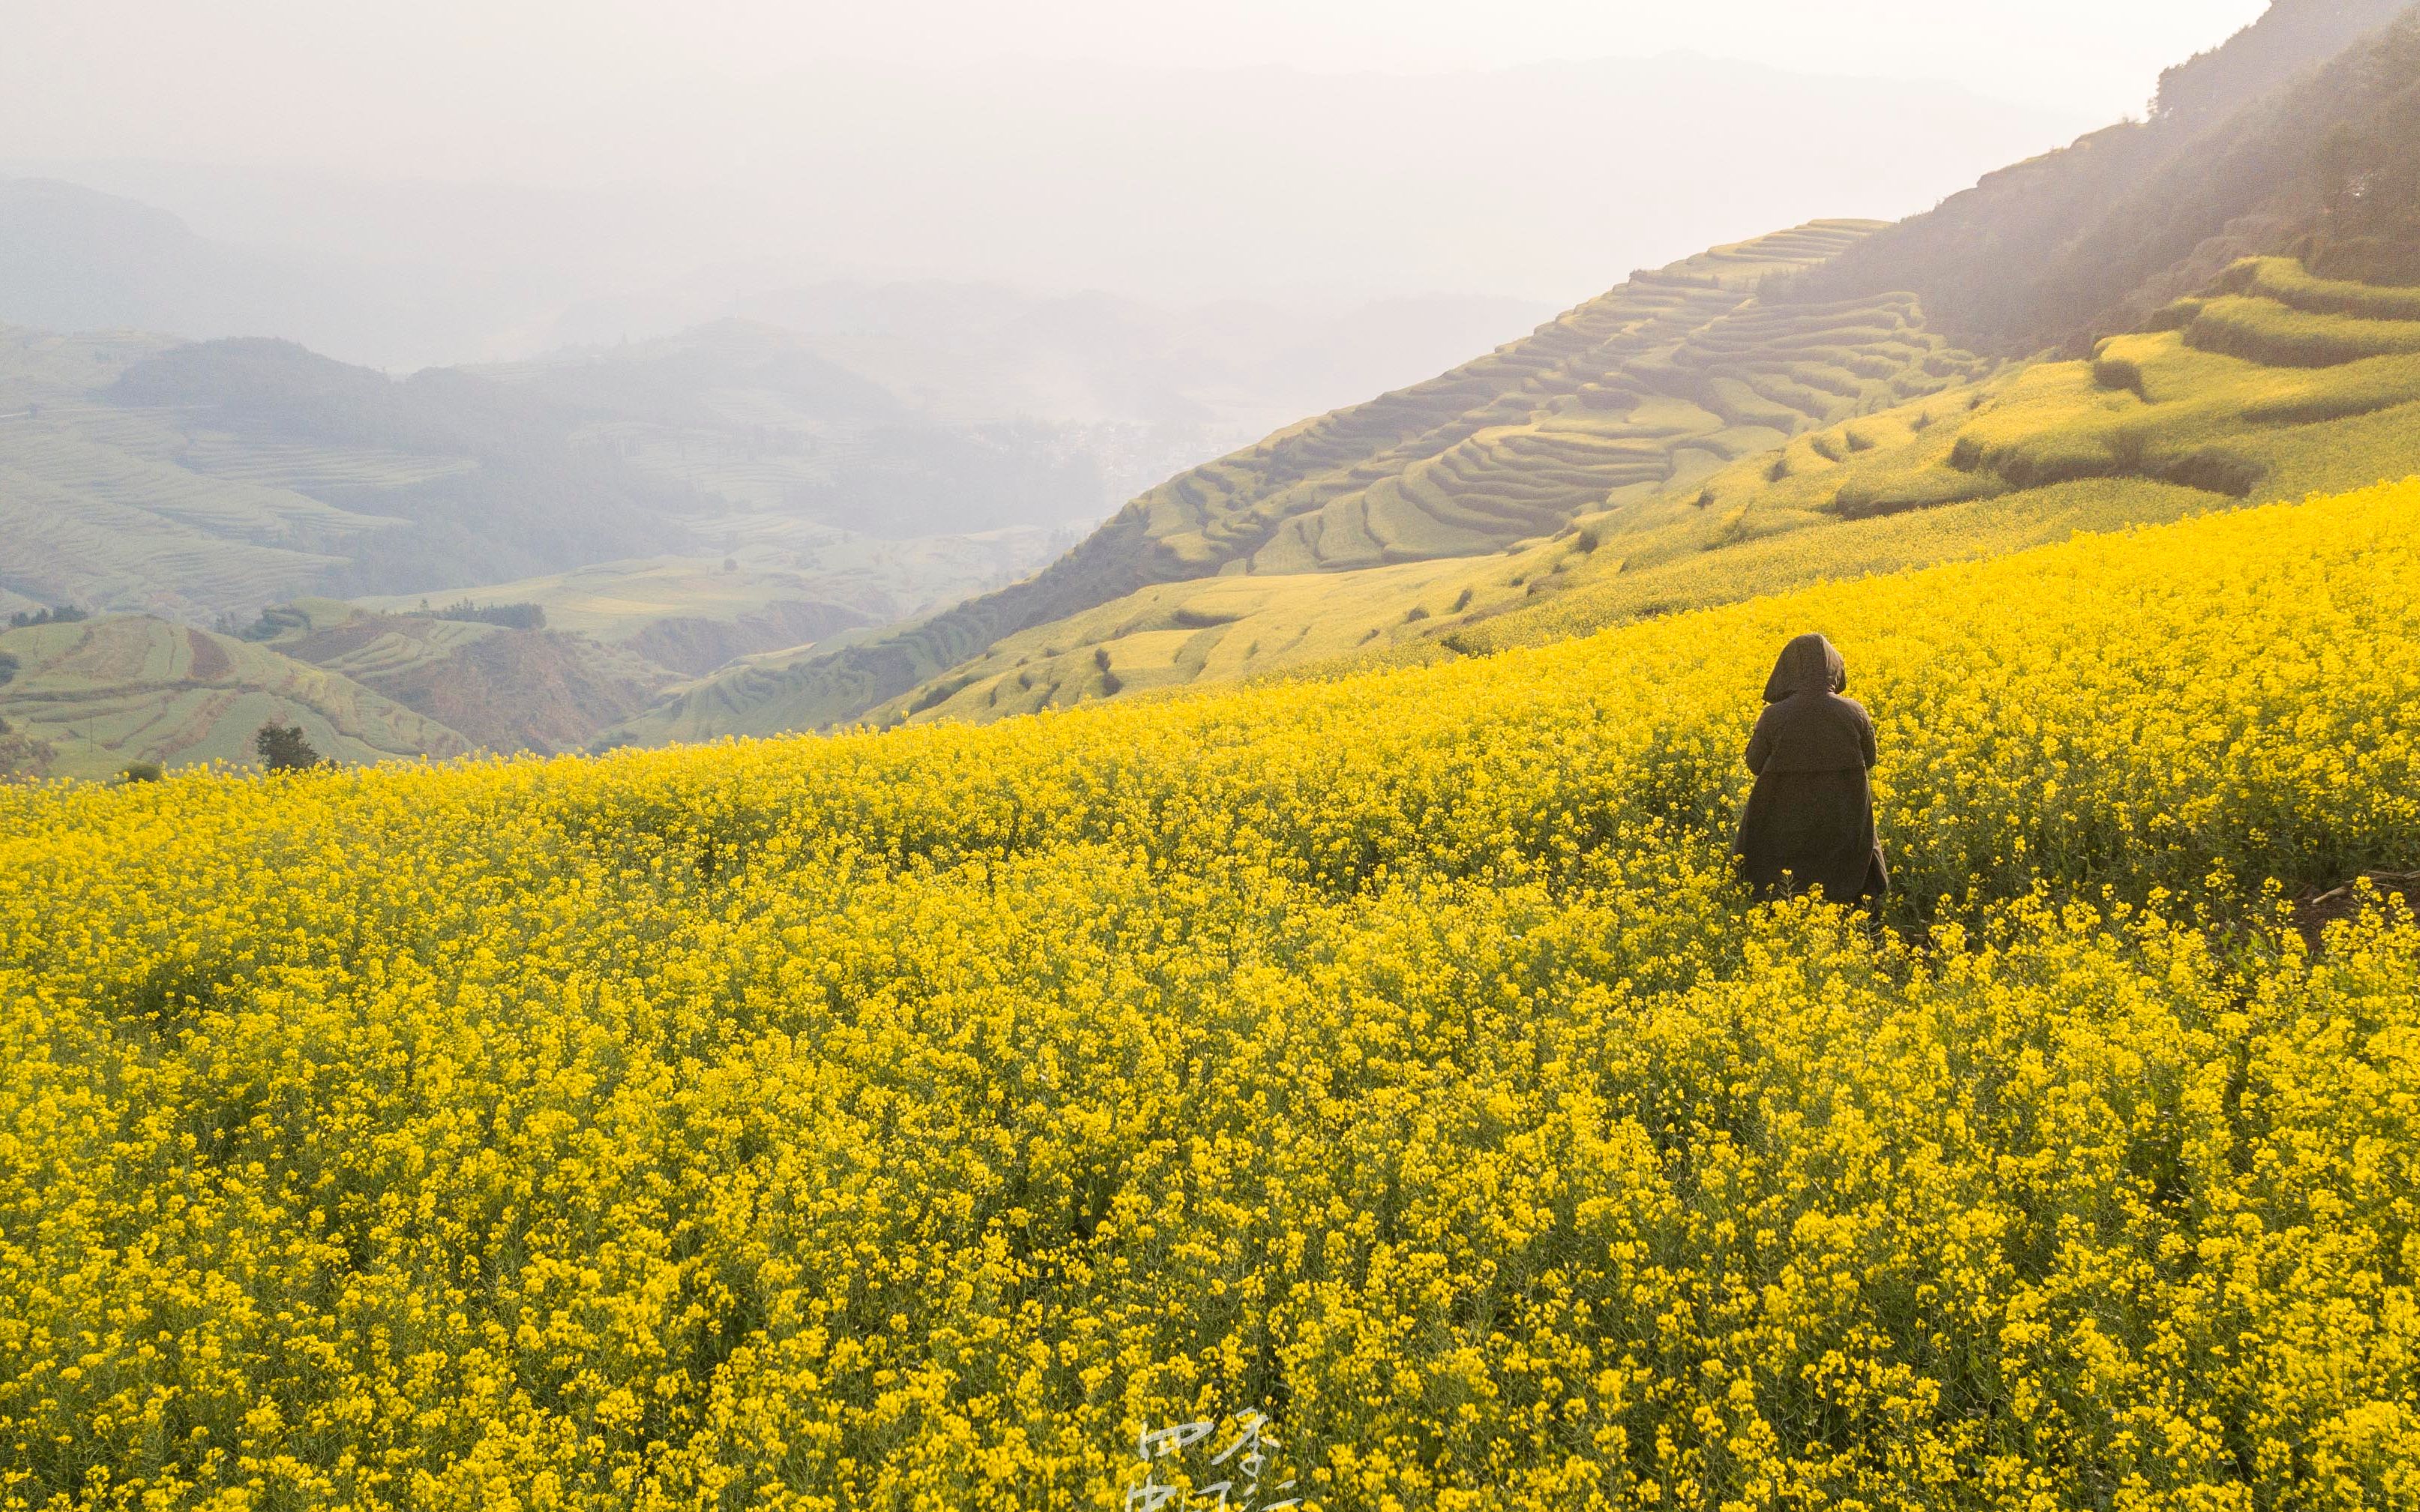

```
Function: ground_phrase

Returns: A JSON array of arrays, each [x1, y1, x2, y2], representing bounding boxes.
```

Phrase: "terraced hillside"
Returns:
[[1448, 253, 2420, 654], [246, 600, 677, 755], [352, 534, 1056, 679], [618, 221, 2000, 740], [0, 586, 818, 777], [675, 249, 2420, 733], [0, 614, 472, 779], [0, 329, 408, 621]]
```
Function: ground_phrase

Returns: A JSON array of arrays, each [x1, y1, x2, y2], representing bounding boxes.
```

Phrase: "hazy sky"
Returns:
[[4, 0, 2272, 178], [0, 0, 2284, 361]]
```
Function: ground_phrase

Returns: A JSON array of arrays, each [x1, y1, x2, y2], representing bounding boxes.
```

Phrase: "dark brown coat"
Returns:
[[1732, 634, 1887, 903]]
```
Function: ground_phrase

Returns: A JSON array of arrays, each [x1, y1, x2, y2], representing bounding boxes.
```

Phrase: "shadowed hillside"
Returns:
[[1801, 0, 2420, 354]]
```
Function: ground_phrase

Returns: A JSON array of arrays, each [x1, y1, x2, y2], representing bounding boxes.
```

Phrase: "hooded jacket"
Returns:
[[1732, 633, 1887, 902]]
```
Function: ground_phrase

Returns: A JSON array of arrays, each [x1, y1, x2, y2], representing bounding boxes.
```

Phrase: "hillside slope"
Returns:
[[623, 2, 2420, 740], [0, 613, 472, 778], [630, 238, 2420, 736], [621, 221, 1997, 739], [0, 322, 1079, 634], [249, 601, 679, 756], [1801, 0, 2420, 353]]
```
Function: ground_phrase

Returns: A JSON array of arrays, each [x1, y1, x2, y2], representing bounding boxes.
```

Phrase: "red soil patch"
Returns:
[[184, 629, 232, 682]]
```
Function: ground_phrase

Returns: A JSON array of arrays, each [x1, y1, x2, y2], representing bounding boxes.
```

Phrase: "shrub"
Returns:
[[419, 599, 549, 630], [253, 723, 325, 771]]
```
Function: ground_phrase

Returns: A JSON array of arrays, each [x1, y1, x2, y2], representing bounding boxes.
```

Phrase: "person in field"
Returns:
[[1733, 632, 1887, 905]]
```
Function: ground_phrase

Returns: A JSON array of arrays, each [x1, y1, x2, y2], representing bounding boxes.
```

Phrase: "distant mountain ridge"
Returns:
[[0, 178, 332, 344], [1802, 0, 2420, 353], [0, 321, 1094, 624]]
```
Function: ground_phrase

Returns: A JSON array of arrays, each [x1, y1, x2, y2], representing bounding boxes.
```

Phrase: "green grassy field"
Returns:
[[0, 613, 471, 778]]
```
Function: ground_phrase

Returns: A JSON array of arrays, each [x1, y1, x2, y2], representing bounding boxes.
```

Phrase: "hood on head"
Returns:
[[1764, 633, 1846, 702]]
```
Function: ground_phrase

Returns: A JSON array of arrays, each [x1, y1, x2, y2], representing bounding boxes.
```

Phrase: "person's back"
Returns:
[[1732, 633, 1888, 903]]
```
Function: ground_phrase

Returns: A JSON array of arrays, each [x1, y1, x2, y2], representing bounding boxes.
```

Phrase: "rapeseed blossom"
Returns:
[[3, 483, 2420, 1508]]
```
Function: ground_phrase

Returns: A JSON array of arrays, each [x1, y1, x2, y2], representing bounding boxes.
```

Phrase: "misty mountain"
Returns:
[[556, 280, 1558, 436], [4, 52, 2087, 372], [0, 179, 329, 343], [0, 176, 570, 370], [0, 318, 1112, 625]]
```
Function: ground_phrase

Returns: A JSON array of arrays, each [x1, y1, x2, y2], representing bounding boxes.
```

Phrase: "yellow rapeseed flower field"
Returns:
[[5, 481, 2420, 1510]]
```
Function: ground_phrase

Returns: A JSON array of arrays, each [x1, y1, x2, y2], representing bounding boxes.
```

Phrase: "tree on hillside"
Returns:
[[0, 728, 55, 782], [254, 722, 325, 771]]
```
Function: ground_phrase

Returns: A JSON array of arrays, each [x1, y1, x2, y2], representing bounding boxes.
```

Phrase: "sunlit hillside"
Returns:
[[614, 4, 2420, 745], [7, 479, 2419, 1507], [350, 539, 1042, 679], [640, 250, 2420, 733], [1454, 254, 2420, 654], [616, 220, 2002, 739]]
